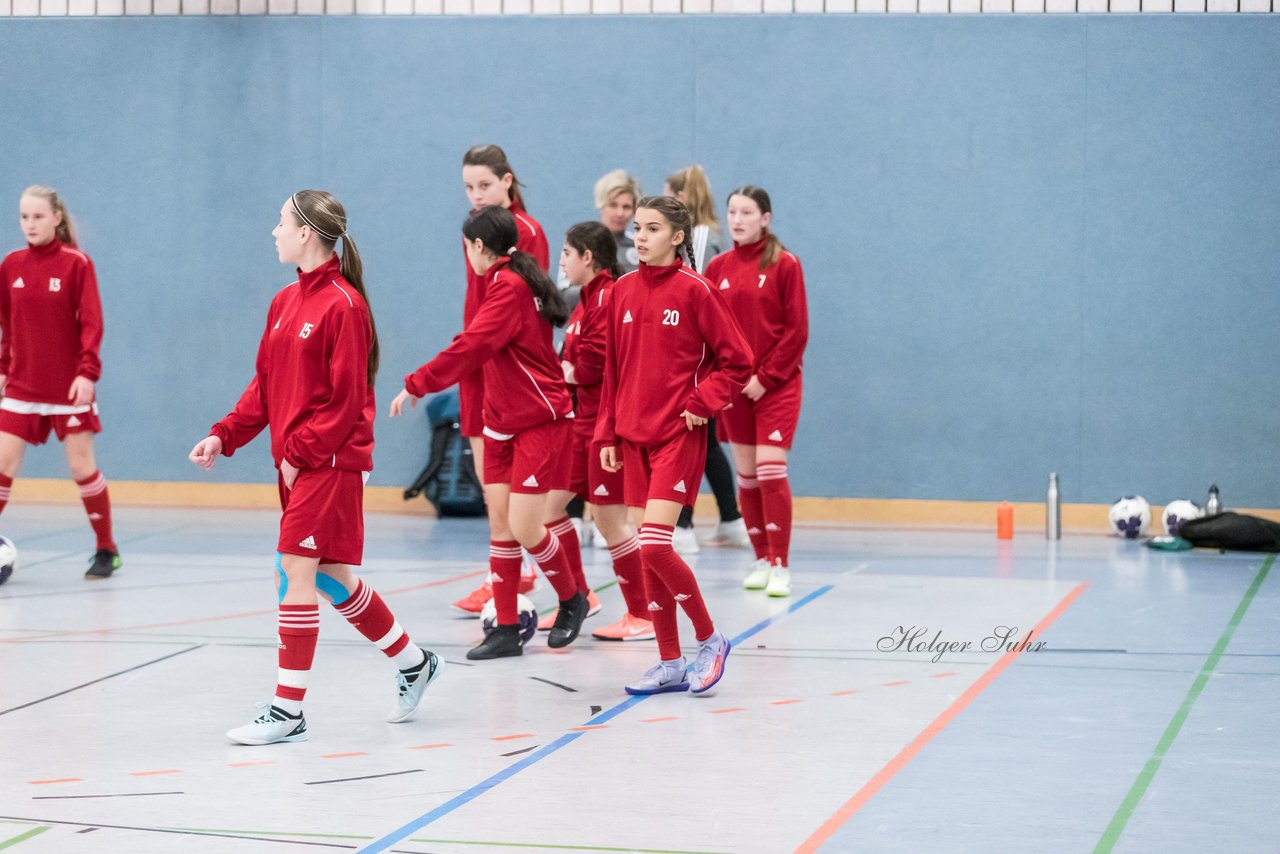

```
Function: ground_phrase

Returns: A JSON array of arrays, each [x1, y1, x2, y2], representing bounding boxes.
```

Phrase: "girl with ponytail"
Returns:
[[452, 143, 549, 615], [190, 191, 441, 745], [594, 196, 753, 696], [704, 186, 809, 598], [391, 206, 591, 661], [0, 186, 119, 581]]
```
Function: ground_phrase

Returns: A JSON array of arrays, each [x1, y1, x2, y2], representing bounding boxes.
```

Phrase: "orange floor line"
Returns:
[[320, 752, 368, 759], [831, 690, 860, 696], [130, 769, 181, 776], [569, 725, 610, 732], [227, 761, 276, 767], [28, 778, 82, 785], [881, 681, 910, 687], [771, 699, 804, 705], [641, 716, 678, 723], [710, 708, 746, 715], [929, 672, 957, 679], [409, 743, 453, 750], [492, 733, 535, 741], [794, 581, 1090, 854]]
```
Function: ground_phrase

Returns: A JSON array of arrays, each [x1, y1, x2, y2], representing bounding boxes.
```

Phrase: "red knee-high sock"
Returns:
[[333, 579, 424, 670], [76, 470, 116, 552], [530, 530, 579, 601], [641, 561, 680, 660], [549, 516, 589, 595], [276, 604, 320, 710], [489, 540, 523, 625], [757, 462, 792, 567], [639, 524, 714, 642], [608, 535, 648, 618], [737, 474, 769, 560], [0, 473, 11, 517]]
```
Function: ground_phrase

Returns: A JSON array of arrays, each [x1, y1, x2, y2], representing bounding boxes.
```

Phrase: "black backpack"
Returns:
[[1177, 512, 1280, 552], [403, 390, 486, 517]]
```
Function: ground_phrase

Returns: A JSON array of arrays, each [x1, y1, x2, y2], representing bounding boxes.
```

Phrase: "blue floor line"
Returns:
[[357, 584, 836, 853]]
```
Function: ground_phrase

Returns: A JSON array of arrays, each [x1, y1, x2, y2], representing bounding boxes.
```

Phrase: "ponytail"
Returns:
[[22, 185, 77, 247], [463, 206, 569, 327], [339, 234, 380, 387], [289, 190, 379, 387]]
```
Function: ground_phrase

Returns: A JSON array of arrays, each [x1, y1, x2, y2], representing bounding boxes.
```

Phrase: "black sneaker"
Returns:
[[547, 591, 588, 649], [466, 625, 524, 660], [85, 549, 121, 580]]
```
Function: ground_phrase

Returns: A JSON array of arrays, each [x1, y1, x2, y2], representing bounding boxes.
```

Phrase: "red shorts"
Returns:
[[718, 373, 802, 450], [0, 403, 101, 446], [277, 468, 366, 566], [621, 429, 707, 509], [484, 420, 571, 494], [569, 428, 625, 506], [459, 371, 485, 438]]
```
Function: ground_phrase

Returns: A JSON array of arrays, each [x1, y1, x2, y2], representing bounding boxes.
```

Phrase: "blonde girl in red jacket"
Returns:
[[0, 186, 119, 580], [189, 191, 441, 745]]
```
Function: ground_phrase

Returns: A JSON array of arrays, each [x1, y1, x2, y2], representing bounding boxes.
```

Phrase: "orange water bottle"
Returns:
[[997, 501, 1014, 539]]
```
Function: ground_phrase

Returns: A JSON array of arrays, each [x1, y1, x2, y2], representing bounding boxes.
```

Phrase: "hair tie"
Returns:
[[508, 246, 518, 255]]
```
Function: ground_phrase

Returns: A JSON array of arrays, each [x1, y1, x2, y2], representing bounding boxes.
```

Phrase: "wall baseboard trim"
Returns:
[[8, 479, 1277, 532]]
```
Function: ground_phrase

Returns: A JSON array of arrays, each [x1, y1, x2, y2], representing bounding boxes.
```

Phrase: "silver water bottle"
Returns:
[[1206, 484, 1222, 516], [1046, 472, 1061, 540]]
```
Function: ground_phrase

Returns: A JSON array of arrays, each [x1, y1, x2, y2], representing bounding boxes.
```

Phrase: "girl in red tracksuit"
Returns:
[[190, 191, 441, 746], [558, 221, 653, 643], [705, 186, 809, 598], [0, 186, 119, 580], [596, 197, 753, 697], [452, 144, 551, 615], [392, 205, 589, 661]]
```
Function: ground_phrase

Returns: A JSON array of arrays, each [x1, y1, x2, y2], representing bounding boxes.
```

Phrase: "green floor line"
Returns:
[[165, 827, 725, 854], [1094, 553, 1275, 854], [0, 826, 52, 850]]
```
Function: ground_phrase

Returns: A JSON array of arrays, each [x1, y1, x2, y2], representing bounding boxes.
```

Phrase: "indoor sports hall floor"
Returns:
[[1, 503, 1276, 853]]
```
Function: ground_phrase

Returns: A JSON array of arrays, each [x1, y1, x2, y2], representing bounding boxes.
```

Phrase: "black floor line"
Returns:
[[529, 676, 578, 693], [0, 645, 204, 716], [305, 769, 424, 786], [500, 744, 540, 757]]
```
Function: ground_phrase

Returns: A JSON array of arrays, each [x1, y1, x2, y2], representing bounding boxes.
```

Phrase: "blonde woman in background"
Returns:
[[594, 169, 641, 274]]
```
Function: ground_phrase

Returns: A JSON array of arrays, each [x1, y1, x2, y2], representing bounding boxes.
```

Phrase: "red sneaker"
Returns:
[[451, 581, 493, 617], [591, 612, 657, 642]]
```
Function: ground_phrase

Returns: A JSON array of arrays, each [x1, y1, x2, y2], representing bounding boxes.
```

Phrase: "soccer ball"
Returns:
[[1109, 496, 1151, 539], [1163, 499, 1204, 536], [0, 536, 16, 586], [480, 594, 538, 643]]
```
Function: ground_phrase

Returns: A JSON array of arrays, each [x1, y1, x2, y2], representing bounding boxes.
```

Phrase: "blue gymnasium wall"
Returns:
[[1, 16, 1278, 506]]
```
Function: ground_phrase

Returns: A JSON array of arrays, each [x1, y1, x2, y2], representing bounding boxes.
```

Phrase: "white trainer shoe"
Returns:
[[707, 518, 751, 548], [743, 558, 772, 590], [673, 525, 701, 556], [765, 564, 792, 598], [624, 657, 690, 695], [690, 631, 731, 695], [387, 651, 444, 723], [227, 703, 308, 745]]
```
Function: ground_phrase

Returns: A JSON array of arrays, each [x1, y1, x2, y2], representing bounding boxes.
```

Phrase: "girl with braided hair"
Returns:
[[594, 197, 753, 696]]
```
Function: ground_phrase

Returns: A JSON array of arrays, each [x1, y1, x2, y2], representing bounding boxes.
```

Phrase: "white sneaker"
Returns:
[[765, 564, 792, 598], [387, 651, 444, 723], [227, 703, 308, 745], [743, 558, 771, 590], [689, 631, 731, 695], [624, 657, 690, 695], [673, 526, 701, 556], [706, 518, 751, 548], [570, 517, 585, 545]]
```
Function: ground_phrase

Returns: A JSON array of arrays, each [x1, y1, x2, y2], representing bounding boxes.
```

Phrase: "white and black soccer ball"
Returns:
[[480, 594, 538, 643], [1109, 496, 1151, 539], [0, 535, 16, 586], [1163, 499, 1204, 537]]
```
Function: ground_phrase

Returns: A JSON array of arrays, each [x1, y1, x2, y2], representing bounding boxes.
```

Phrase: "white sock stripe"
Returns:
[[276, 668, 310, 689], [549, 519, 576, 536], [609, 536, 641, 557], [737, 476, 760, 489], [638, 526, 674, 546], [374, 622, 406, 651], [78, 478, 109, 497], [490, 546, 524, 558], [0, 489, 11, 500], [337, 582, 373, 616], [278, 617, 321, 628], [756, 465, 788, 481], [532, 536, 561, 562]]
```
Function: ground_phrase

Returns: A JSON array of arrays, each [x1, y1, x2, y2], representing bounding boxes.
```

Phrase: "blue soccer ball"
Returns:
[[1108, 496, 1151, 539], [0, 536, 16, 585], [480, 594, 538, 643]]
